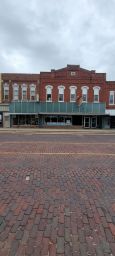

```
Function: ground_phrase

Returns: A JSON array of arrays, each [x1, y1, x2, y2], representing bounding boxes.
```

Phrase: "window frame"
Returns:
[[13, 83, 19, 101], [81, 86, 89, 103], [30, 84, 36, 101], [109, 91, 115, 105], [93, 86, 100, 103], [45, 85, 53, 102], [21, 84, 27, 101], [58, 85, 65, 102], [69, 86, 77, 102], [3, 83, 9, 100]]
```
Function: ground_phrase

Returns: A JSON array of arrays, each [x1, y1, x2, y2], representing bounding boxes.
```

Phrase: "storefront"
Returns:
[[9, 102, 107, 129], [0, 104, 10, 128], [43, 115, 72, 126], [11, 114, 39, 127], [83, 116, 100, 128]]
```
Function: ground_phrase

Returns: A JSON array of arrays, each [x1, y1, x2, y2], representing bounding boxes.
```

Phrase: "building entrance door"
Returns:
[[84, 117, 90, 128], [91, 116, 97, 128]]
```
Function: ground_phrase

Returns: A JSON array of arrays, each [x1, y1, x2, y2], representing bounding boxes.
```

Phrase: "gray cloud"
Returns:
[[0, 0, 115, 80]]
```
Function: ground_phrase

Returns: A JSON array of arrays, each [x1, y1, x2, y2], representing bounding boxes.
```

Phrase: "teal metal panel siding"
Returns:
[[10, 102, 106, 114], [39, 102, 106, 114], [10, 102, 39, 113]]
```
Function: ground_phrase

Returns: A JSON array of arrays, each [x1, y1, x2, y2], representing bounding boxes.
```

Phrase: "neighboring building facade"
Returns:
[[0, 64, 115, 128]]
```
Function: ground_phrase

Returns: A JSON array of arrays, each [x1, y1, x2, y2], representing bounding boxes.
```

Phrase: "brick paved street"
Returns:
[[0, 130, 115, 256]]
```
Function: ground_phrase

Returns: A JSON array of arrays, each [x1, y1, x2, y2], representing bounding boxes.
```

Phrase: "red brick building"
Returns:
[[0, 65, 115, 128]]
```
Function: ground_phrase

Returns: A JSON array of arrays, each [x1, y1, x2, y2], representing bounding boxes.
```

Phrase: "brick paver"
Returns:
[[0, 130, 115, 255]]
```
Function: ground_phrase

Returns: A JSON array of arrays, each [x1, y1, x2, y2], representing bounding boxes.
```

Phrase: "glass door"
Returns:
[[84, 117, 90, 128], [91, 117, 97, 128]]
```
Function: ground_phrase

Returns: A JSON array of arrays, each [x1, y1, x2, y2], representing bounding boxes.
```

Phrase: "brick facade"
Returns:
[[1, 65, 114, 108], [40, 65, 106, 102], [0, 65, 115, 128], [1, 73, 40, 103]]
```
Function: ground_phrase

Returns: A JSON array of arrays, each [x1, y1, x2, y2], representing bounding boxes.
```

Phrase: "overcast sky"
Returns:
[[1, 0, 115, 80]]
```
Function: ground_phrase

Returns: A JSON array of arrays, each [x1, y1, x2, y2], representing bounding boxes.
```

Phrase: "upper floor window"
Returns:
[[81, 86, 89, 102], [45, 85, 53, 102], [58, 85, 65, 102], [70, 86, 77, 102], [30, 84, 36, 100], [3, 83, 9, 100], [22, 84, 27, 100], [93, 86, 100, 102], [13, 83, 19, 101], [109, 91, 115, 105]]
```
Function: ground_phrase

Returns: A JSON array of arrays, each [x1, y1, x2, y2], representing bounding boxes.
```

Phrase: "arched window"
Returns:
[[45, 85, 53, 102], [3, 83, 9, 100], [69, 86, 77, 102], [13, 83, 19, 101], [21, 84, 27, 100], [93, 86, 100, 102], [30, 84, 36, 100], [81, 86, 89, 102], [58, 85, 65, 102], [109, 91, 115, 105]]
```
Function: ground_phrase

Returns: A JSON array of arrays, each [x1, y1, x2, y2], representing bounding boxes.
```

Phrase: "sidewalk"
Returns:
[[0, 128, 115, 133]]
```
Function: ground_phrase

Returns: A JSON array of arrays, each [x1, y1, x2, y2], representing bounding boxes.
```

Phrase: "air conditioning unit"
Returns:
[[36, 94, 39, 102]]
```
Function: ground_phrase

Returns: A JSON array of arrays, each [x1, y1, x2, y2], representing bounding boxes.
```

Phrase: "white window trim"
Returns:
[[13, 83, 19, 101], [69, 86, 77, 102], [30, 84, 36, 101], [45, 85, 53, 102], [3, 82, 9, 87], [93, 86, 100, 103], [93, 86, 100, 90], [21, 84, 27, 101], [58, 85, 65, 102], [3, 83, 9, 100], [81, 86, 89, 103], [109, 91, 115, 105]]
